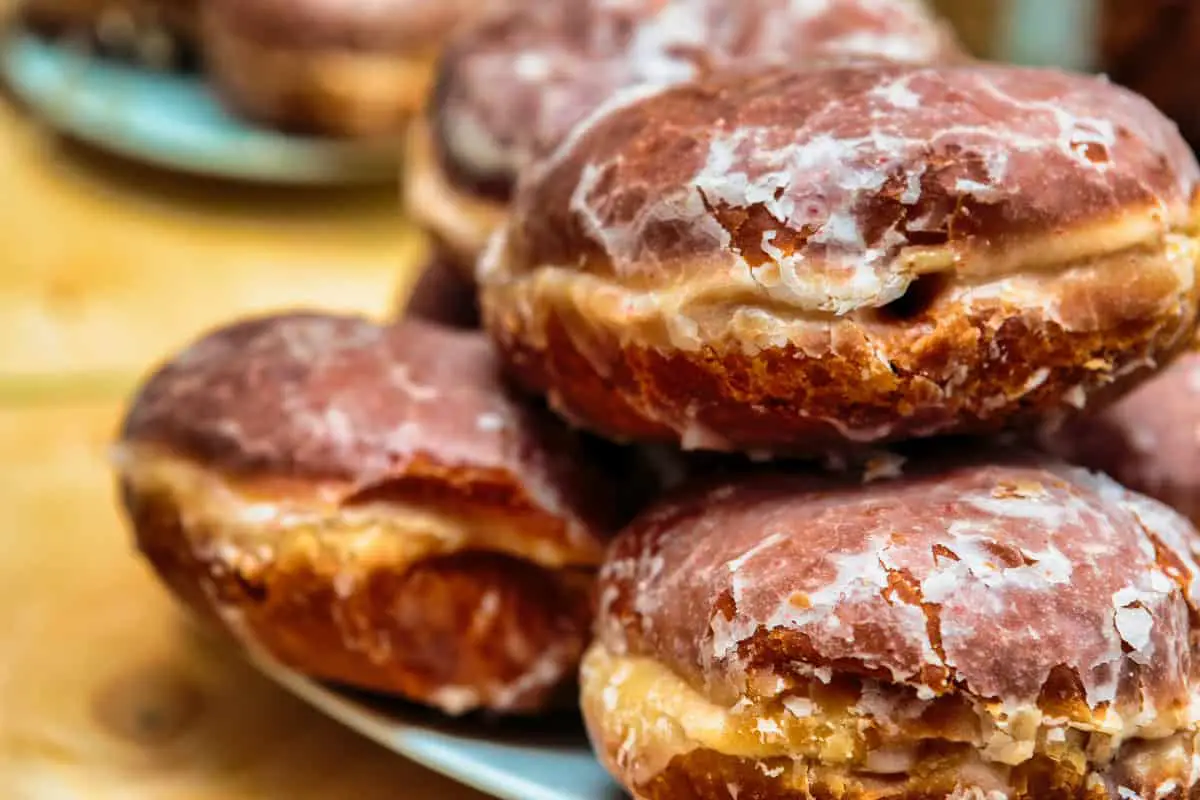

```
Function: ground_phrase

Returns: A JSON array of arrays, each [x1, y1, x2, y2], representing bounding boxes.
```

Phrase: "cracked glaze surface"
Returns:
[[432, 0, 958, 201], [597, 455, 1200, 717], [490, 63, 1197, 313]]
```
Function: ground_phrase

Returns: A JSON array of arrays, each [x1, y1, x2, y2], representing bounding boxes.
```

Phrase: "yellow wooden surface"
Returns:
[[0, 26, 484, 798], [0, 88, 426, 393]]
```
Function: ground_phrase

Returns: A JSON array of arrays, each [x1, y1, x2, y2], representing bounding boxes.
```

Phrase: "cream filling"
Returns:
[[581, 647, 1198, 791], [116, 447, 599, 575], [404, 118, 509, 266], [482, 229, 1199, 356]]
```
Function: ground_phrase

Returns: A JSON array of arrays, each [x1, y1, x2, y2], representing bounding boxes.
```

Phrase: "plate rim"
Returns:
[[251, 652, 621, 800], [0, 29, 400, 185]]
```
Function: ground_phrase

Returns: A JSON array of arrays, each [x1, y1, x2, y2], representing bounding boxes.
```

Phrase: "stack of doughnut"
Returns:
[[114, 0, 1200, 797]]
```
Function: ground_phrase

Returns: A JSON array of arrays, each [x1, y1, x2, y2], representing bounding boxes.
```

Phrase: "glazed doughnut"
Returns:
[[20, 0, 196, 67], [1042, 349, 1200, 526], [583, 453, 1200, 799], [480, 63, 1200, 455], [115, 312, 625, 715], [410, 0, 962, 272], [399, 247, 481, 329], [201, 0, 480, 137]]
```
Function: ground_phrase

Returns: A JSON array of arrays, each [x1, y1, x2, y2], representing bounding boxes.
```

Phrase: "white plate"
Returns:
[[252, 654, 624, 800]]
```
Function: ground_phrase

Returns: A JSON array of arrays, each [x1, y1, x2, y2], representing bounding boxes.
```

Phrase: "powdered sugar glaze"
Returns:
[[121, 313, 607, 532], [598, 455, 1200, 716], [434, 0, 957, 197], [504, 64, 1199, 315]]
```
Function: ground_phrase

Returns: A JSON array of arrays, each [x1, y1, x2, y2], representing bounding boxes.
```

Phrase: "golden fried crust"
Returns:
[[602, 744, 1199, 800], [1043, 351, 1200, 525], [430, 0, 962, 205], [485, 245, 1200, 453], [580, 646, 1200, 800], [481, 63, 1200, 453], [126, 482, 593, 714]]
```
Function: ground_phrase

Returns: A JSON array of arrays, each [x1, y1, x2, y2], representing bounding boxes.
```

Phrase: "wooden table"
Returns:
[[0, 63, 485, 799]]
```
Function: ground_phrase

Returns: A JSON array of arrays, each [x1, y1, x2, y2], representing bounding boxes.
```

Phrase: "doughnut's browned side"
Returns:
[[126, 480, 594, 713], [486, 269, 1200, 452], [595, 745, 1199, 800], [482, 63, 1200, 455]]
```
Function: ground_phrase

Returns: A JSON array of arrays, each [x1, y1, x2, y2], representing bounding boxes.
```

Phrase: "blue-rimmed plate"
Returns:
[[0, 30, 399, 184], [253, 653, 623, 800]]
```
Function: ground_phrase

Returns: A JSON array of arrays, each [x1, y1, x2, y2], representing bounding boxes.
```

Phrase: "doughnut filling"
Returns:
[[412, 0, 960, 271], [481, 63, 1200, 455], [116, 313, 622, 714], [584, 455, 1200, 798], [1043, 350, 1200, 526], [201, 0, 479, 136]]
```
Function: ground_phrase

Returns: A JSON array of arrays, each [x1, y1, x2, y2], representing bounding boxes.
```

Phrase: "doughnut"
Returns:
[[1042, 349, 1200, 526], [399, 247, 481, 329], [583, 453, 1200, 799], [409, 0, 962, 273], [201, 0, 479, 137], [114, 312, 625, 715], [480, 63, 1200, 455], [20, 0, 197, 67]]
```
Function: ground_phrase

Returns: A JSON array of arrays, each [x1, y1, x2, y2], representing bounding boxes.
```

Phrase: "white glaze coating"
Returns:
[[597, 456, 1200, 757], [436, 0, 955, 189]]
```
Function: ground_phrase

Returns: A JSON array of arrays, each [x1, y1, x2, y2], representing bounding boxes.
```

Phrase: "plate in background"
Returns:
[[253, 654, 624, 800], [0, 31, 400, 184]]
